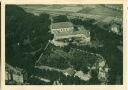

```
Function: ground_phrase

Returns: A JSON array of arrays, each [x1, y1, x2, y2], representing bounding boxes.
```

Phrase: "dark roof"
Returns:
[[51, 22, 74, 29]]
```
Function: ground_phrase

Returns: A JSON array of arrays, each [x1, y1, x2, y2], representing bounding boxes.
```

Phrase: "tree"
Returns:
[[53, 15, 69, 23], [6, 5, 51, 69]]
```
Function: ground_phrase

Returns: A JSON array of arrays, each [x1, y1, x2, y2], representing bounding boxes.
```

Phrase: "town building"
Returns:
[[5, 64, 23, 84], [64, 67, 76, 76], [111, 23, 120, 35], [50, 22, 90, 46], [74, 70, 91, 81], [5, 64, 28, 84]]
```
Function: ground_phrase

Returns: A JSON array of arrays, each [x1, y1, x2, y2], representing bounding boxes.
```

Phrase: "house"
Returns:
[[5, 64, 28, 84], [63, 67, 76, 76], [111, 23, 120, 35], [5, 64, 23, 84], [50, 22, 90, 46], [74, 70, 91, 81]]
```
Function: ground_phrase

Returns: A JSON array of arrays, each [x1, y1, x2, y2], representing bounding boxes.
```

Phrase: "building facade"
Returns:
[[50, 22, 90, 46]]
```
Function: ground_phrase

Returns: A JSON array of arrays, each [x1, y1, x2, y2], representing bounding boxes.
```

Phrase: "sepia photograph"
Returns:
[[5, 4, 123, 85], [0, 2, 1, 88]]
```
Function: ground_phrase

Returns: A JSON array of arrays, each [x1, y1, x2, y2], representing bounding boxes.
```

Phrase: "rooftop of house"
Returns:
[[51, 22, 74, 29], [111, 23, 120, 28], [64, 67, 76, 76], [74, 70, 91, 81]]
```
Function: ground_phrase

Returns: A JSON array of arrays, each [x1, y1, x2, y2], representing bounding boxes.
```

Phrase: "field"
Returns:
[[78, 5, 122, 18], [20, 5, 122, 18]]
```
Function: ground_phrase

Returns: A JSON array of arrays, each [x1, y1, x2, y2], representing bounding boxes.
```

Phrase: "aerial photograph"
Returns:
[[5, 4, 123, 85]]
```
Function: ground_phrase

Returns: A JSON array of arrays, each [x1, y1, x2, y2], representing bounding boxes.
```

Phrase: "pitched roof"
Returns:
[[51, 22, 74, 29], [64, 67, 75, 76], [74, 71, 91, 81]]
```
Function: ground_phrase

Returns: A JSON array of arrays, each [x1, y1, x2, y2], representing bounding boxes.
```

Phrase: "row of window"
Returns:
[[52, 28, 73, 33]]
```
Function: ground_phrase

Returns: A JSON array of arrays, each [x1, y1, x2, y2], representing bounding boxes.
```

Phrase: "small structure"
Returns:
[[111, 23, 120, 35], [64, 67, 76, 76], [74, 71, 91, 81], [5, 64, 28, 84], [50, 22, 90, 46], [5, 64, 27, 84]]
